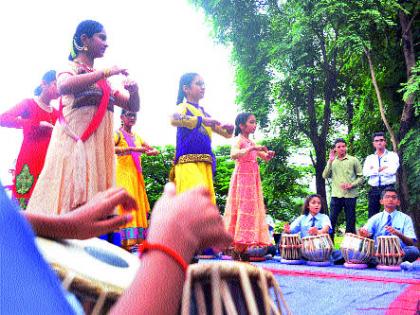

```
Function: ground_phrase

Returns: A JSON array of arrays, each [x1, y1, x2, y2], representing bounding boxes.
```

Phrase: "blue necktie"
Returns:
[[385, 214, 392, 235], [311, 217, 316, 227]]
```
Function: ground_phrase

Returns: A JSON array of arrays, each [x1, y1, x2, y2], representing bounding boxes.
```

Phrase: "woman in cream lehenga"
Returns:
[[26, 20, 140, 215]]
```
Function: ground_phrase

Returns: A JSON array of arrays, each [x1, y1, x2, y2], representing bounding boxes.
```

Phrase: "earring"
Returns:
[[83, 46, 88, 51]]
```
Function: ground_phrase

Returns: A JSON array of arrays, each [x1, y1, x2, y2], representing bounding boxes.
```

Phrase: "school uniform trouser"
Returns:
[[330, 197, 356, 241], [367, 184, 395, 218]]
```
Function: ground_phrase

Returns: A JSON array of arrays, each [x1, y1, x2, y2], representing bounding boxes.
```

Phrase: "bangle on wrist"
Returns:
[[103, 68, 111, 78], [138, 241, 188, 273]]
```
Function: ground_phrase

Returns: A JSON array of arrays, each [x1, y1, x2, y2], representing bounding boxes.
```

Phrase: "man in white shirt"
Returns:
[[363, 132, 399, 218]]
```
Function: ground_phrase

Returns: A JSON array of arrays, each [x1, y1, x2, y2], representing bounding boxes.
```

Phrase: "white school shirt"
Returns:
[[363, 209, 417, 248], [290, 213, 332, 238], [362, 150, 399, 187]]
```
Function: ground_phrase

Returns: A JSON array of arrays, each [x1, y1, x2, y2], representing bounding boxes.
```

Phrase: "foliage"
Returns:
[[259, 136, 310, 221], [142, 145, 175, 208], [190, 0, 420, 235], [213, 145, 235, 212], [399, 60, 420, 115], [273, 221, 287, 234], [399, 124, 420, 215]]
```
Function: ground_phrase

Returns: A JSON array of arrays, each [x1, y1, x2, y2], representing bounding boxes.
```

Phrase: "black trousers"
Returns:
[[368, 184, 395, 218], [330, 197, 356, 241]]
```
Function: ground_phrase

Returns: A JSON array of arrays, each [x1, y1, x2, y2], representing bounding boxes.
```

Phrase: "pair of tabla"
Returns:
[[36, 237, 290, 314], [340, 233, 404, 270], [280, 233, 333, 266]]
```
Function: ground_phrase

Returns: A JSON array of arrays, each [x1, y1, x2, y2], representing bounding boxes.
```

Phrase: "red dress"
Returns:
[[0, 99, 58, 209]]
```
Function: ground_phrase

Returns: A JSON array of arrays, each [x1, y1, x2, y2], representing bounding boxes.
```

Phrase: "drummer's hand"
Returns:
[[283, 223, 291, 234], [358, 228, 370, 237], [308, 227, 319, 235], [385, 226, 399, 236], [64, 187, 136, 239], [147, 183, 232, 261]]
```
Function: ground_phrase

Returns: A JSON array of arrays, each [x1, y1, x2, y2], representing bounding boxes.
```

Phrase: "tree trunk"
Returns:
[[364, 48, 398, 152], [346, 98, 354, 151], [398, 10, 416, 138], [398, 9, 419, 242], [314, 149, 328, 215]]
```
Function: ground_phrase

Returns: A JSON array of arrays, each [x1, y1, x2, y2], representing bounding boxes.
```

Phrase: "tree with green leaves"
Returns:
[[189, 0, 419, 239]]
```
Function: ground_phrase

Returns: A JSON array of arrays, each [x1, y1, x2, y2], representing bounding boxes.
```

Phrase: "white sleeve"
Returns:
[[363, 155, 378, 177]]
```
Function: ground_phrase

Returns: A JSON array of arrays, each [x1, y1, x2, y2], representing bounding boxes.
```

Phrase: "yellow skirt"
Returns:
[[116, 169, 150, 229], [174, 162, 216, 204]]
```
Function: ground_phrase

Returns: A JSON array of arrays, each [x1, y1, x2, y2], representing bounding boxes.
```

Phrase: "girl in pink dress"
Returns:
[[223, 113, 275, 259]]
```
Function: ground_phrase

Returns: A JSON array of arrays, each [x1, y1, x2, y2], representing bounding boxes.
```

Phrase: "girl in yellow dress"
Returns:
[[115, 109, 158, 252]]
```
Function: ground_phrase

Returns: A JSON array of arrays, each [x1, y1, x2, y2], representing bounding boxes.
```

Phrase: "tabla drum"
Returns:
[[301, 234, 333, 266], [340, 233, 374, 269], [229, 245, 269, 262], [375, 235, 404, 271], [180, 262, 290, 315], [279, 234, 304, 265], [35, 237, 140, 315]]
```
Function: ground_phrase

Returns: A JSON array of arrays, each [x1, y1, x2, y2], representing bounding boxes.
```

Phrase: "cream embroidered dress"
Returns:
[[26, 62, 115, 215]]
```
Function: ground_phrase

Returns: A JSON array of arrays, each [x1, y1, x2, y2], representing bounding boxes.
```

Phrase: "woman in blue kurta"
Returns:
[[170, 73, 234, 204]]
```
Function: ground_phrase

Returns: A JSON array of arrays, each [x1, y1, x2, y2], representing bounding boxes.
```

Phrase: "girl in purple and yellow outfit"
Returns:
[[171, 73, 234, 204]]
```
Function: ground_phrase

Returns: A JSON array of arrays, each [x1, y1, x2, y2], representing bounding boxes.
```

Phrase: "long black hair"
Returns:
[[176, 72, 198, 105], [34, 70, 56, 96], [69, 20, 104, 61], [234, 112, 253, 136], [302, 194, 323, 215]]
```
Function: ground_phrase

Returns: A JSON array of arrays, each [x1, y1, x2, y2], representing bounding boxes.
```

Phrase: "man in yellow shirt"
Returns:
[[323, 138, 363, 242]]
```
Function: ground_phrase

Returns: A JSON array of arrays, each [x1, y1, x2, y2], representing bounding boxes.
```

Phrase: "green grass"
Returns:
[[333, 235, 344, 250]]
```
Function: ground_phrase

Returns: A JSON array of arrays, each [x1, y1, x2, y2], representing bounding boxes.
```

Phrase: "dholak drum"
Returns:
[[375, 235, 404, 271], [301, 234, 333, 266], [279, 234, 304, 265], [340, 233, 374, 269], [181, 262, 290, 315], [35, 237, 140, 315]]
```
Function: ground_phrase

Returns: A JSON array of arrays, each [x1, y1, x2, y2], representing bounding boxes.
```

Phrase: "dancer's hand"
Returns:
[[130, 146, 148, 153], [108, 65, 129, 77], [221, 123, 234, 135], [123, 78, 139, 94], [145, 148, 159, 156], [266, 150, 275, 160], [253, 145, 268, 152], [147, 183, 232, 261], [203, 117, 220, 127], [39, 121, 54, 129]]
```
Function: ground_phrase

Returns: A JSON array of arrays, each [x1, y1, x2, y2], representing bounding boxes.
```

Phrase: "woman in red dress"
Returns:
[[0, 70, 59, 209]]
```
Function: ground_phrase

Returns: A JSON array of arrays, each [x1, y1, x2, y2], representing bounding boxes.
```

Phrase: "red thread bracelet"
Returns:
[[138, 241, 188, 273]]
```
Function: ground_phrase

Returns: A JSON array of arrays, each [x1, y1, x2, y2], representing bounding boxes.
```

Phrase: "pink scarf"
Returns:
[[120, 128, 142, 174]]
